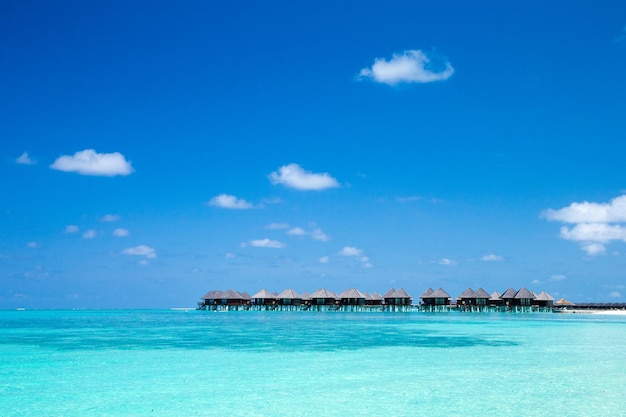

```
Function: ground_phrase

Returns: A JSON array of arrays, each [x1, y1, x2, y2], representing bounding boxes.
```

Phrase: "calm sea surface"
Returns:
[[1, 309, 625, 416]]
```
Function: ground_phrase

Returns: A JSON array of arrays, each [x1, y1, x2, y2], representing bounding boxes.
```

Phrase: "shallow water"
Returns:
[[1, 310, 625, 416]]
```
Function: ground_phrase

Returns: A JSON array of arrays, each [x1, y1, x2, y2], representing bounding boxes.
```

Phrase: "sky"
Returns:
[[1, 1, 626, 308]]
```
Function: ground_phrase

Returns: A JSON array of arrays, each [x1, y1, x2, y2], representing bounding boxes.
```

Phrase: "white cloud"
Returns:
[[83, 229, 97, 239], [101, 214, 120, 222], [225, 252, 235, 259], [287, 227, 307, 236], [609, 291, 622, 299], [359, 49, 454, 86], [113, 228, 129, 237], [64, 225, 79, 233], [532, 279, 542, 285], [27, 242, 38, 248], [266, 222, 290, 230], [437, 258, 457, 266], [319, 256, 330, 264], [16, 152, 35, 165], [481, 254, 503, 261], [242, 239, 286, 249], [339, 246, 363, 257], [208, 194, 254, 209], [122, 245, 157, 258], [311, 228, 329, 242], [50, 149, 133, 176], [396, 196, 421, 202], [543, 195, 626, 223], [543, 195, 626, 255], [269, 163, 339, 191], [339, 246, 372, 267]]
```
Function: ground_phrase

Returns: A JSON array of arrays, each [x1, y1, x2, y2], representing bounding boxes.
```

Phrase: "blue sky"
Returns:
[[2, 1, 626, 308]]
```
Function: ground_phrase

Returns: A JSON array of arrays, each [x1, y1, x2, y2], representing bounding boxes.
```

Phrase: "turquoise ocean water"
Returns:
[[1, 309, 625, 416]]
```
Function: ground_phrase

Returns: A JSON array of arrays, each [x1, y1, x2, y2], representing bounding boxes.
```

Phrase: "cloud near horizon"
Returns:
[[122, 245, 157, 258], [481, 254, 503, 261], [50, 149, 133, 176], [359, 49, 454, 86], [208, 194, 254, 209], [543, 195, 626, 255], [241, 238, 286, 249], [269, 163, 339, 191]]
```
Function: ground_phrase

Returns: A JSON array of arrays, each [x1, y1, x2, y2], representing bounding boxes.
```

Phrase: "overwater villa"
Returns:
[[197, 286, 578, 313]]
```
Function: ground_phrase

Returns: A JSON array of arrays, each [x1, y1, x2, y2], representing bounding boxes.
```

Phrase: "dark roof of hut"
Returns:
[[458, 288, 475, 298], [392, 288, 412, 298], [501, 288, 517, 299], [222, 289, 245, 299], [535, 291, 555, 301], [473, 288, 491, 299], [310, 288, 336, 299], [339, 288, 367, 299], [489, 291, 502, 301], [383, 288, 396, 298], [277, 288, 301, 299], [428, 288, 451, 298], [514, 287, 536, 299], [202, 290, 223, 299], [420, 288, 434, 298], [251, 289, 277, 299]]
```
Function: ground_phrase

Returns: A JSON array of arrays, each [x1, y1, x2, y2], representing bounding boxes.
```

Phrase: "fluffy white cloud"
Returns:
[[83, 229, 96, 239], [339, 246, 363, 257], [549, 274, 567, 282], [544, 195, 626, 255], [27, 242, 38, 248], [113, 228, 129, 237], [287, 227, 307, 236], [241, 239, 286, 249], [481, 254, 503, 261], [438, 258, 457, 266], [122, 245, 157, 258], [16, 152, 35, 165], [101, 214, 120, 222], [208, 194, 254, 209], [311, 228, 329, 242], [269, 163, 339, 191], [359, 49, 454, 86], [319, 256, 330, 264], [543, 195, 626, 223], [64, 225, 79, 233], [50, 149, 133, 176]]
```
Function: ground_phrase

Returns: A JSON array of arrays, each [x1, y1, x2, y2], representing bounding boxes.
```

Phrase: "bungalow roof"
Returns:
[[458, 288, 475, 298], [251, 289, 277, 299], [339, 288, 367, 299], [429, 288, 451, 298], [501, 288, 517, 299], [371, 291, 383, 300], [221, 289, 245, 299], [535, 291, 555, 301], [392, 288, 412, 298], [420, 288, 434, 298], [489, 291, 502, 301], [514, 287, 536, 299], [473, 288, 491, 299], [310, 288, 336, 299], [383, 288, 396, 298], [277, 288, 301, 299], [300, 291, 311, 300], [202, 290, 223, 299]]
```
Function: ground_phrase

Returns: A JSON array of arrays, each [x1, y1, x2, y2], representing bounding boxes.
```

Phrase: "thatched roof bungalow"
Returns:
[[251, 289, 278, 306], [514, 287, 535, 306], [535, 291, 555, 307], [384, 288, 412, 305], [421, 288, 451, 306], [500, 288, 517, 306], [489, 291, 503, 306], [310, 288, 339, 306], [339, 288, 367, 305], [457, 288, 475, 305], [277, 288, 302, 306], [365, 292, 384, 306], [473, 288, 491, 306]]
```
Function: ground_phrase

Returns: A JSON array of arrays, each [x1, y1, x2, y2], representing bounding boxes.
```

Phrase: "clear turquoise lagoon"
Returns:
[[2, 310, 625, 416]]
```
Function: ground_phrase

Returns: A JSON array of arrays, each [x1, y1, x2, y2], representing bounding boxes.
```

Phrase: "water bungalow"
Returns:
[[197, 286, 569, 313]]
